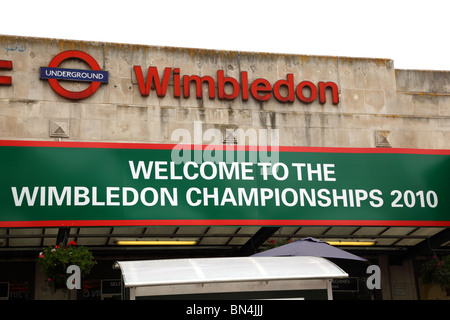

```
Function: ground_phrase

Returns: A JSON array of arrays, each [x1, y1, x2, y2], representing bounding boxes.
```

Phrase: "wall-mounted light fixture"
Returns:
[[115, 240, 197, 246], [326, 241, 376, 246]]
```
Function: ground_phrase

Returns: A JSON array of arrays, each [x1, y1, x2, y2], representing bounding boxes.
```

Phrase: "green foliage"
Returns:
[[38, 241, 96, 290], [421, 255, 450, 289]]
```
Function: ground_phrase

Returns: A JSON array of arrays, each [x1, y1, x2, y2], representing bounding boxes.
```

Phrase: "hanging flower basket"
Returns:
[[38, 241, 96, 291], [263, 239, 292, 250], [421, 255, 450, 289]]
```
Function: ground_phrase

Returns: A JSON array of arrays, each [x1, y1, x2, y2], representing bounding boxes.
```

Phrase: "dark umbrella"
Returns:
[[252, 237, 368, 262]]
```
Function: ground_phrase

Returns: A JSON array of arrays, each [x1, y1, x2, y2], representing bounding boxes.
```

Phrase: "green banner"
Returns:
[[1, 140, 449, 227]]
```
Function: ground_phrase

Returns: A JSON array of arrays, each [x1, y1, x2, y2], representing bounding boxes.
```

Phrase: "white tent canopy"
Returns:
[[114, 256, 348, 300]]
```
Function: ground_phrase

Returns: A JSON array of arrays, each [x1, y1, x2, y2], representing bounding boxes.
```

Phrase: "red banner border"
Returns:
[[1, 139, 450, 155], [2, 219, 450, 228]]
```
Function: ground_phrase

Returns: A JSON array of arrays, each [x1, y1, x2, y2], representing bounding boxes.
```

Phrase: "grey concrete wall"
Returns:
[[0, 35, 449, 150]]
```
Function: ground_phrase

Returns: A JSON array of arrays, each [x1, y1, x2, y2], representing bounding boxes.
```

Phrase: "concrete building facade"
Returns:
[[1, 36, 449, 149]]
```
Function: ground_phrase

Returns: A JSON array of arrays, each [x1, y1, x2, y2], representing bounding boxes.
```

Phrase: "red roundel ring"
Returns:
[[48, 50, 102, 100]]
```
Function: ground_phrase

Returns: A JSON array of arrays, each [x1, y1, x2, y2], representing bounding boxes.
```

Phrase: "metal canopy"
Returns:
[[114, 256, 348, 288], [0, 225, 449, 261]]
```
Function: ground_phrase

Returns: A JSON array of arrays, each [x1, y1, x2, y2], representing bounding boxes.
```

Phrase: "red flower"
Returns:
[[67, 241, 77, 246], [270, 240, 275, 244]]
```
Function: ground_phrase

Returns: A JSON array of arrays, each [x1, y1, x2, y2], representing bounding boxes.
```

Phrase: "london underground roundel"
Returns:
[[40, 50, 108, 100]]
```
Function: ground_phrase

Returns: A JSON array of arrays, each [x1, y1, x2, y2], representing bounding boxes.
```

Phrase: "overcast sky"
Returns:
[[2, 0, 450, 70]]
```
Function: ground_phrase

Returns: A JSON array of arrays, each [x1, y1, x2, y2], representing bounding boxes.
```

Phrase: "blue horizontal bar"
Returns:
[[40, 67, 108, 83]]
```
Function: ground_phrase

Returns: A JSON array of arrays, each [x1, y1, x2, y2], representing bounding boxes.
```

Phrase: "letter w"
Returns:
[[11, 187, 39, 206], [129, 161, 153, 179], [133, 66, 171, 97]]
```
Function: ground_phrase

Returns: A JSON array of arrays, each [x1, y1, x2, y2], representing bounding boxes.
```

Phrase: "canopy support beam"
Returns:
[[390, 228, 450, 265], [238, 227, 280, 256], [56, 227, 70, 246]]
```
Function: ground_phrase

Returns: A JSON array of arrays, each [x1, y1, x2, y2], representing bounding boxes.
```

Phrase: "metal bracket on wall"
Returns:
[[375, 130, 391, 148], [49, 120, 69, 138]]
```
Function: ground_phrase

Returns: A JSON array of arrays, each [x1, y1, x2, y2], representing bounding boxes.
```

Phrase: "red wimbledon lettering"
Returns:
[[132, 66, 339, 105]]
